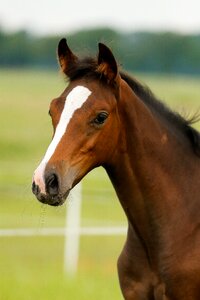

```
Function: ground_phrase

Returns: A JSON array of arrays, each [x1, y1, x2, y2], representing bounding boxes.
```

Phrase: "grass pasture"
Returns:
[[0, 69, 200, 300]]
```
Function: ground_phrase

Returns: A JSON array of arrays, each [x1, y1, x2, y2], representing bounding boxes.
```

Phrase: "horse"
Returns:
[[32, 38, 200, 299]]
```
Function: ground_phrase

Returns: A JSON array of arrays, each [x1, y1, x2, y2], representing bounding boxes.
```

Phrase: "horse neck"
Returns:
[[105, 79, 200, 259]]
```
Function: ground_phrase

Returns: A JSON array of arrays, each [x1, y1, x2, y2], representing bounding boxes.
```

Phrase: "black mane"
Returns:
[[67, 58, 200, 157]]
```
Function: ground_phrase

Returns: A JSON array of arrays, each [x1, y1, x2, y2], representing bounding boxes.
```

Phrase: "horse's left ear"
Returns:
[[57, 38, 78, 75], [97, 43, 119, 83]]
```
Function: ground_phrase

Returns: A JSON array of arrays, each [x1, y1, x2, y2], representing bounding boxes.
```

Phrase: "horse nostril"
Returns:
[[45, 173, 59, 196]]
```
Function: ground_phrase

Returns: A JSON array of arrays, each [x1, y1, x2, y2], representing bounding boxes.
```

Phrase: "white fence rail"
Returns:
[[0, 226, 127, 237]]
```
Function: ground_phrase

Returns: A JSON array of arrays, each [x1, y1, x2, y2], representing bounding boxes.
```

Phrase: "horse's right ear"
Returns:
[[57, 38, 78, 75]]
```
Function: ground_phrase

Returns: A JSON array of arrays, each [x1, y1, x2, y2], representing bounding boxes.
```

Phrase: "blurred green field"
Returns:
[[0, 69, 200, 300]]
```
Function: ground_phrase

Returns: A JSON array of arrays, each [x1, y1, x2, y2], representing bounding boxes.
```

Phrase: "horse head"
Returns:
[[32, 39, 122, 206]]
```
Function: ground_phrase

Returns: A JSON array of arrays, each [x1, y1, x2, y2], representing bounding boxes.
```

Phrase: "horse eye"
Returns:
[[94, 112, 108, 125]]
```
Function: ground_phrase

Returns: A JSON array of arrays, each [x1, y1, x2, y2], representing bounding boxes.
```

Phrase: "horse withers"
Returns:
[[32, 39, 200, 299]]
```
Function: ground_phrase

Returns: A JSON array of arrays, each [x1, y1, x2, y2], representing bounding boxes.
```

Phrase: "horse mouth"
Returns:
[[32, 183, 70, 206], [37, 192, 70, 206]]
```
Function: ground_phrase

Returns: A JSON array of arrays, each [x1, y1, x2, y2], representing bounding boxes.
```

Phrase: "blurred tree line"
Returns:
[[0, 27, 200, 74]]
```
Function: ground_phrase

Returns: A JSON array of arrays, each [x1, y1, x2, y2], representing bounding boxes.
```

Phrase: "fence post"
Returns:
[[64, 183, 82, 276]]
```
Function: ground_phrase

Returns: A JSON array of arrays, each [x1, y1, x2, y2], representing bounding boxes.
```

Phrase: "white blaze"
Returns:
[[33, 86, 92, 194]]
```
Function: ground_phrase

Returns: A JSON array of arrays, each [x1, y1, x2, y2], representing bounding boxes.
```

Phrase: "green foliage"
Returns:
[[0, 28, 200, 74]]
